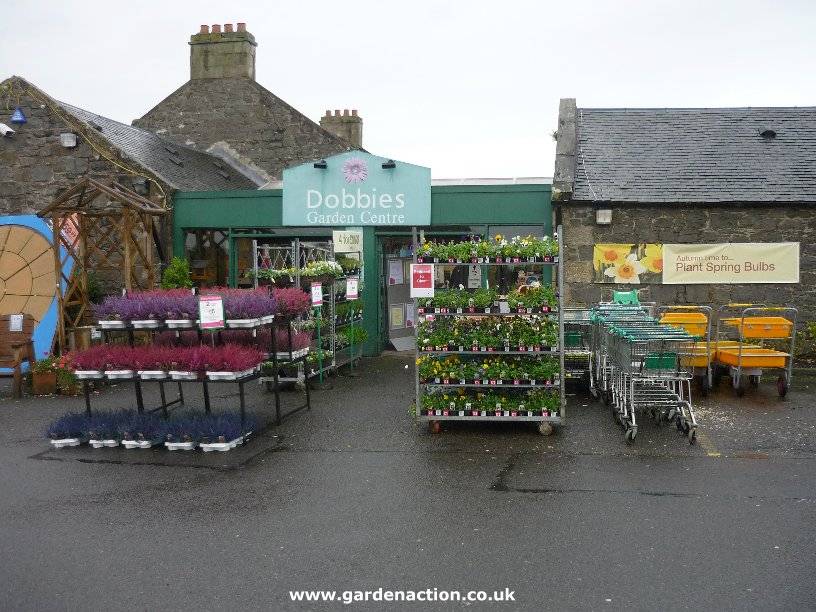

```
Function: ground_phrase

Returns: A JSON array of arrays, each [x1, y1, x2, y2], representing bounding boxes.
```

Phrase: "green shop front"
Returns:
[[172, 151, 552, 356]]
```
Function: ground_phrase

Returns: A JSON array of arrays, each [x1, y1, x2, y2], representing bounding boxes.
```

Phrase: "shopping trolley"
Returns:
[[606, 320, 698, 443]]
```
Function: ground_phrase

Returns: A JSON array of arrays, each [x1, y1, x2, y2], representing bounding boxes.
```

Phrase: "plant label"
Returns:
[[199, 295, 225, 329], [346, 277, 359, 300], [311, 282, 323, 306]]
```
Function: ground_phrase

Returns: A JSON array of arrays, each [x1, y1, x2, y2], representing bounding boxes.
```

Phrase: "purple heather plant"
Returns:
[[45, 412, 89, 439]]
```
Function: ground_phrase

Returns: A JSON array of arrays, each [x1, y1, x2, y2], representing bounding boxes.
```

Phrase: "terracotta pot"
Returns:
[[32, 371, 58, 395]]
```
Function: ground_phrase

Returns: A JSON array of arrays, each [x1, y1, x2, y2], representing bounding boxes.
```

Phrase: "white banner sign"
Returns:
[[663, 242, 799, 284]]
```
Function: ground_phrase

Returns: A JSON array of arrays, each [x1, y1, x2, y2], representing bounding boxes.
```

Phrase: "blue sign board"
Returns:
[[282, 151, 431, 226]]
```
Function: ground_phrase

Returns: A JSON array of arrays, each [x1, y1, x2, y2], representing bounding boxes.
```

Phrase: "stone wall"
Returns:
[[0, 90, 125, 215], [561, 203, 816, 323], [0, 89, 162, 290]]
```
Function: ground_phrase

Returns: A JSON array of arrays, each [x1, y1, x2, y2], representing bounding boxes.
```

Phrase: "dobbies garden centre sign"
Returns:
[[282, 151, 431, 226]]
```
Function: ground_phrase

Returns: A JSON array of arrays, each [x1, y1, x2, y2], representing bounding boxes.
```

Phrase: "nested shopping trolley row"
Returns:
[[590, 304, 699, 444]]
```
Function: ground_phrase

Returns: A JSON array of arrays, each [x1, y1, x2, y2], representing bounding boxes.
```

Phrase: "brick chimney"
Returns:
[[190, 23, 257, 80], [320, 109, 363, 148]]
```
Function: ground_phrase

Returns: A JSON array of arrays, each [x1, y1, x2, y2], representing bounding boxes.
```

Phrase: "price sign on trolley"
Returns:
[[410, 264, 434, 298], [347, 277, 359, 300], [311, 282, 323, 306]]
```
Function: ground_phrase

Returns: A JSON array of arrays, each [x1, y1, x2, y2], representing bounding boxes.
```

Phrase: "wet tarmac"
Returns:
[[1, 355, 814, 611]]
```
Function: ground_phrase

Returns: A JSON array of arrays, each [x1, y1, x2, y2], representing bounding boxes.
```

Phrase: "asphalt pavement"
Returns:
[[0, 355, 814, 611]]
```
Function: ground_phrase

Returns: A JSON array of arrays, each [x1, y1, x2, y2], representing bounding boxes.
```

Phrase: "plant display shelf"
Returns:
[[94, 316, 305, 427], [260, 317, 312, 422], [414, 228, 565, 435]]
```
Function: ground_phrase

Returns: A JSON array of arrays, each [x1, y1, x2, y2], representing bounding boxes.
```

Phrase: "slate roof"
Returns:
[[574, 106, 816, 203], [58, 101, 260, 191]]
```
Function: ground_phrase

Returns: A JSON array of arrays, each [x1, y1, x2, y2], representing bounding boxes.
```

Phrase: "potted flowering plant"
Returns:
[[205, 344, 265, 380], [46, 412, 89, 448], [164, 414, 201, 451], [88, 412, 122, 448], [94, 296, 129, 329], [70, 345, 108, 379], [31, 356, 59, 395], [271, 288, 311, 319], [118, 411, 166, 449], [200, 412, 259, 452]]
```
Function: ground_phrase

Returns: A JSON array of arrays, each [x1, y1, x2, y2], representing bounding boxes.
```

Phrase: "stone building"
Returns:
[[0, 76, 259, 257], [134, 23, 357, 180], [552, 98, 816, 321]]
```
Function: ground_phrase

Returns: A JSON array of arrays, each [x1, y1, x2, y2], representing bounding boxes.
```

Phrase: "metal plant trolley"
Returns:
[[563, 307, 593, 385], [414, 227, 565, 435], [259, 316, 312, 424]]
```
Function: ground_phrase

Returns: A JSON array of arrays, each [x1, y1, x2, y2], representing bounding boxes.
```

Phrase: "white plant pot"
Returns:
[[200, 435, 246, 452], [206, 369, 255, 381], [169, 371, 198, 381], [165, 319, 194, 329], [165, 440, 197, 451], [75, 370, 104, 379], [50, 437, 83, 448], [99, 320, 126, 329], [138, 370, 168, 380], [106, 370, 135, 380], [122, 439, 161, 449], [131, 319, 160, 329], [226, 318, 260, 329], [89, 439, 119, 448]]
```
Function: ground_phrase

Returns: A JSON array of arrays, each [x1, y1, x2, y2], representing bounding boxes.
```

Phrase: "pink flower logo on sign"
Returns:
[[342, 157, 368, 183]]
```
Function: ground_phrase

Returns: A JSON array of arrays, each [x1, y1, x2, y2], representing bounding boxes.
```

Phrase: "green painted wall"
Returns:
[[172, 183, 551, 356]]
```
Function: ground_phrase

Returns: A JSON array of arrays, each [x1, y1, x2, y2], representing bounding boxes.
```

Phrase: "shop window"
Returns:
[[184, 230, 229, 287]]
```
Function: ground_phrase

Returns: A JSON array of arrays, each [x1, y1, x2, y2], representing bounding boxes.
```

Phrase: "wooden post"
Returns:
[[51, 215, 65, 353], [122, 209, 133, 291]]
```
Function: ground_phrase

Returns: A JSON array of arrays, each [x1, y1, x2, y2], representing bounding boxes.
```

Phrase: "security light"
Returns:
[[382, 159, 396, 169], [314, 159, 327, 169]]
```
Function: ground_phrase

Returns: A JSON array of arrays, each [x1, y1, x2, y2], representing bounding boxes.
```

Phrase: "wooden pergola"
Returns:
[[38, 178, 168, 350]]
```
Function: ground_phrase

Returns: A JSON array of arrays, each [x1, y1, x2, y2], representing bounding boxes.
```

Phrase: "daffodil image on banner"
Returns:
[[593, 243, 663, 284]]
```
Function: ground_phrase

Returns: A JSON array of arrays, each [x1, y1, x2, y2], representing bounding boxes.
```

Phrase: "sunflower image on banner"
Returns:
[[593, 243, 663, 284]]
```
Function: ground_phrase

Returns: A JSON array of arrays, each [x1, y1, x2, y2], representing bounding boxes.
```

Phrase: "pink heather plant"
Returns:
[[274, 329, 312, 351], [271, 288, 311, 318]]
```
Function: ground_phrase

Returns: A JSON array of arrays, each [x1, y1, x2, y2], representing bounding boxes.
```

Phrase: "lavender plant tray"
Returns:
[[98, 320, 126, 329], [165, 319, 194, 329], [75, 370, 104, 380], [165, 440, 197, 451], [206, 369, 255, 381], [137, 370, 168, 380], [169, 371, 198, 381], [226, 318, 260, 329], [201, 435, 247, 452], [89, 439, 119, 448], [106, 370, 135, 380], [50, 437, 84, 448], [131, 319, 160, 329]]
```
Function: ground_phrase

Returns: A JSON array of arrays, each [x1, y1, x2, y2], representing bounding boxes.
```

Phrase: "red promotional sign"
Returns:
[[410, 264, 434, 298]]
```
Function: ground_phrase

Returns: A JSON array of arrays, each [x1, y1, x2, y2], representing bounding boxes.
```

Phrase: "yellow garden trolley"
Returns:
[[714, 304, 797, 397], [658, 305, 713, 396]]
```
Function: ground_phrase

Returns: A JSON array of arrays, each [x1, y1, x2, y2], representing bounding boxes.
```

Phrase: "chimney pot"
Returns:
[[224, 23, 234, 32], [334, 110, 341, 116], [237, 22, 247, 32], [351, 109, 358, 117], [211, 24, 222, 33], [325, 110, 331, 117], [343, 109, 350, 116], [199, 24, 210, 34]]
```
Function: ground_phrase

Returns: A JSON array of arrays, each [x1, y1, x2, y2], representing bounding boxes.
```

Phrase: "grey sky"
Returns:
[[2, 0, 815, 178]]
